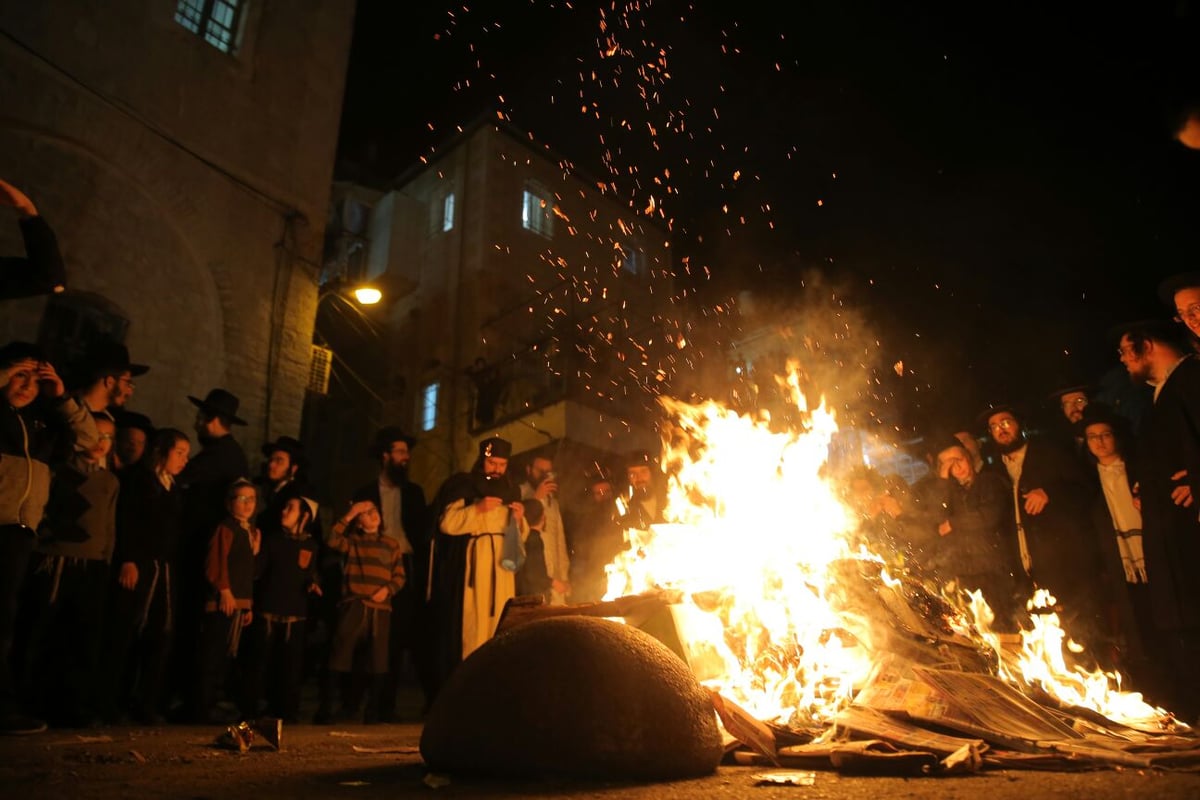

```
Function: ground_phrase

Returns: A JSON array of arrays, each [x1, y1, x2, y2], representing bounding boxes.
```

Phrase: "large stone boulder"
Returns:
[[420, 615, 724, 781]]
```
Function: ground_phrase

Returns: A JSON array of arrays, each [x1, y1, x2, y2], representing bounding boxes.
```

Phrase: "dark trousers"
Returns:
[[15, 555, 108, 722], [242, 615, 307, 720], [0, 524, 37, 716], [196, 610, 247, 720], [102, 561, 172, 720], [379, 556, 425, 719]]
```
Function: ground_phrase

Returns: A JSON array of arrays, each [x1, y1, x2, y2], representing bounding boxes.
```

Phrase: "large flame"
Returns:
[[600, 375, 1178, 731]]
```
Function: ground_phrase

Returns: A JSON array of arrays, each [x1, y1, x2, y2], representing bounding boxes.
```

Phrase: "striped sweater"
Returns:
[[326, 524, 405, 610]]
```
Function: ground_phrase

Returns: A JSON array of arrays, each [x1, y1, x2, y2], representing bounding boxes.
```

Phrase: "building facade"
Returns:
[[0, 0, 355, 456], [309, 121, 677, 509]]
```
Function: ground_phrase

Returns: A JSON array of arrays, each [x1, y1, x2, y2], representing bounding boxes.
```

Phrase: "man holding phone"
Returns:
[[520, 455, 570, 605]]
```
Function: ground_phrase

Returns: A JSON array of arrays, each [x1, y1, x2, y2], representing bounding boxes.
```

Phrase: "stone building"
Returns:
[[308, 119, 677, 510], [0, 0, 355, 455]]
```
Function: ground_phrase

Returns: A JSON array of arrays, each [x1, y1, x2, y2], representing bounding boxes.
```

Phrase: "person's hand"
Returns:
[[219, 588, 236, 616], [552, 578, 570, 596], [535, 476, 558, 501], [476, 496, 503, 513], [1170, 470, 1193, 508], [371, 586, 390, 604], [1022, 488, 1049, 515], [241, 610, 253, 626], [0, 179, 37, 216], [509, 501, 525, 522], [118, 562, 138, 590], [307, 583, 323, 597], [938, 520, 953, 537], [35, 361, 64, 398]]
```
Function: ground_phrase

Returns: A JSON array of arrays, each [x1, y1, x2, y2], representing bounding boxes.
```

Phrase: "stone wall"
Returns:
[[0, 0, 354, 465]]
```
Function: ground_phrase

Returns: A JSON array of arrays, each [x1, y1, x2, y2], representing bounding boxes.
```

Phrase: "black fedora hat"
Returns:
[[85, 339, 149, 379], [262, 435, 305, 463], [1106, 318, 1190, 349], [187, 388, 247, 426], [975, 402, 1023, 432]]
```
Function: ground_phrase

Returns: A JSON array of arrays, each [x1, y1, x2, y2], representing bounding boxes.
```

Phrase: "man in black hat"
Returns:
[[75, 340, 149, 419], [352, 426, 429, 722], [1045, 383, 1092, 462], [568, 465, 624, 603], [1113, 318, 1200, 721], [425, 436, 526, 697], [255, 436, 311, 535], [171, 388, 250, 715], [980, 403, 1105, 643]]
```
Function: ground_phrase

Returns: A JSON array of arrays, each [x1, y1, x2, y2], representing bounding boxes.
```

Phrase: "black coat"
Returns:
[[1134, 356, 1200, 630]]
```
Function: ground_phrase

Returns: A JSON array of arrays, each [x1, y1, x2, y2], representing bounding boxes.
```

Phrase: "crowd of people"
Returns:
[[3, 176, 1200, 735], [839, 275, 1200, 727]]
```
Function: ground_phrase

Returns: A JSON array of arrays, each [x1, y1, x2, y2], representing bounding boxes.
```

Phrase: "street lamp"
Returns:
[[352, 285, 382, 305]]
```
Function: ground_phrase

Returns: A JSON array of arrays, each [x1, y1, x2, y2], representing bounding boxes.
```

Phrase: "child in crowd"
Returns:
[[243, 495, 321, 722], [317, 493, 404, 723], [194, 478, 260, 723], [516, 498, 552, 601]]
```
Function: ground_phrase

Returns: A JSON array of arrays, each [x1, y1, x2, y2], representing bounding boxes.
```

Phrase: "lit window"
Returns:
[[622, 246, 645, 276], [175, 0, 244, 54], [420, 381, 439, 432], [442, 192, 455, 232], [521, 184, 553, 238]]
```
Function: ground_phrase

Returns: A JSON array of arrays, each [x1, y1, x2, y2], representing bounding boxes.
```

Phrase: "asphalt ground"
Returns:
[[2, 720, 1199, 800]]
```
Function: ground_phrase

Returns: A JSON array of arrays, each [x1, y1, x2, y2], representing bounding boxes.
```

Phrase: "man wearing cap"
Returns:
[[426, 437, 527, 692], [980, 404, 1105, 642], [1114, 319, 1200, 721], [75, 340, 148, 419], [0, 341, 97, 734], [171, 388, 250, 714], [353, 427, 429, 722]]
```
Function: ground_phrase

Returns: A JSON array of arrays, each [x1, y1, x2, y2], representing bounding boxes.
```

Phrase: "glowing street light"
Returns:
[[353, 285, 382, 305]]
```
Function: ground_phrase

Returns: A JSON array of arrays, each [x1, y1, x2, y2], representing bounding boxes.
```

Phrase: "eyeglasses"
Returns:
[[1175, 303, 1200, 324], [118, 377, 135, 388], [988, 419, 1016, 433], [1116, 344, 1137, 358], [232, 496, 256, 504], [1060, 397, 1088, 409], [98, 433, 115, 441], [1086, 431, 1114, 442]]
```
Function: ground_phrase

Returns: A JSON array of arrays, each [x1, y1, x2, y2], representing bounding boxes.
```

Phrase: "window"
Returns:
[[442, 192, 455, 232], [175, 0, 244, 53], [521, 183, 553, 238], [622, 246, 646, 276], [419, 381, 439, 432]]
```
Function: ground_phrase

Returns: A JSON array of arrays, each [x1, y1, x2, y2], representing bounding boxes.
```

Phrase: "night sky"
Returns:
[[335, 1, 1200, 436]]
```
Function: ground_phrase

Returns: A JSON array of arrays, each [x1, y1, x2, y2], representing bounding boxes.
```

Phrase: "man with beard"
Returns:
[[1113, 319, 1200, 722], [981, 404, 1105, 645], [568, 467, 625, 603], [426, 437, 526, 696], [351, 427, 428, 722], [73, 340, 149, 420], [1046, 383, 1092, 461], [518, 454, 570, 605], [255, 436, 311, 536], [621, 450, 666, 529]]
